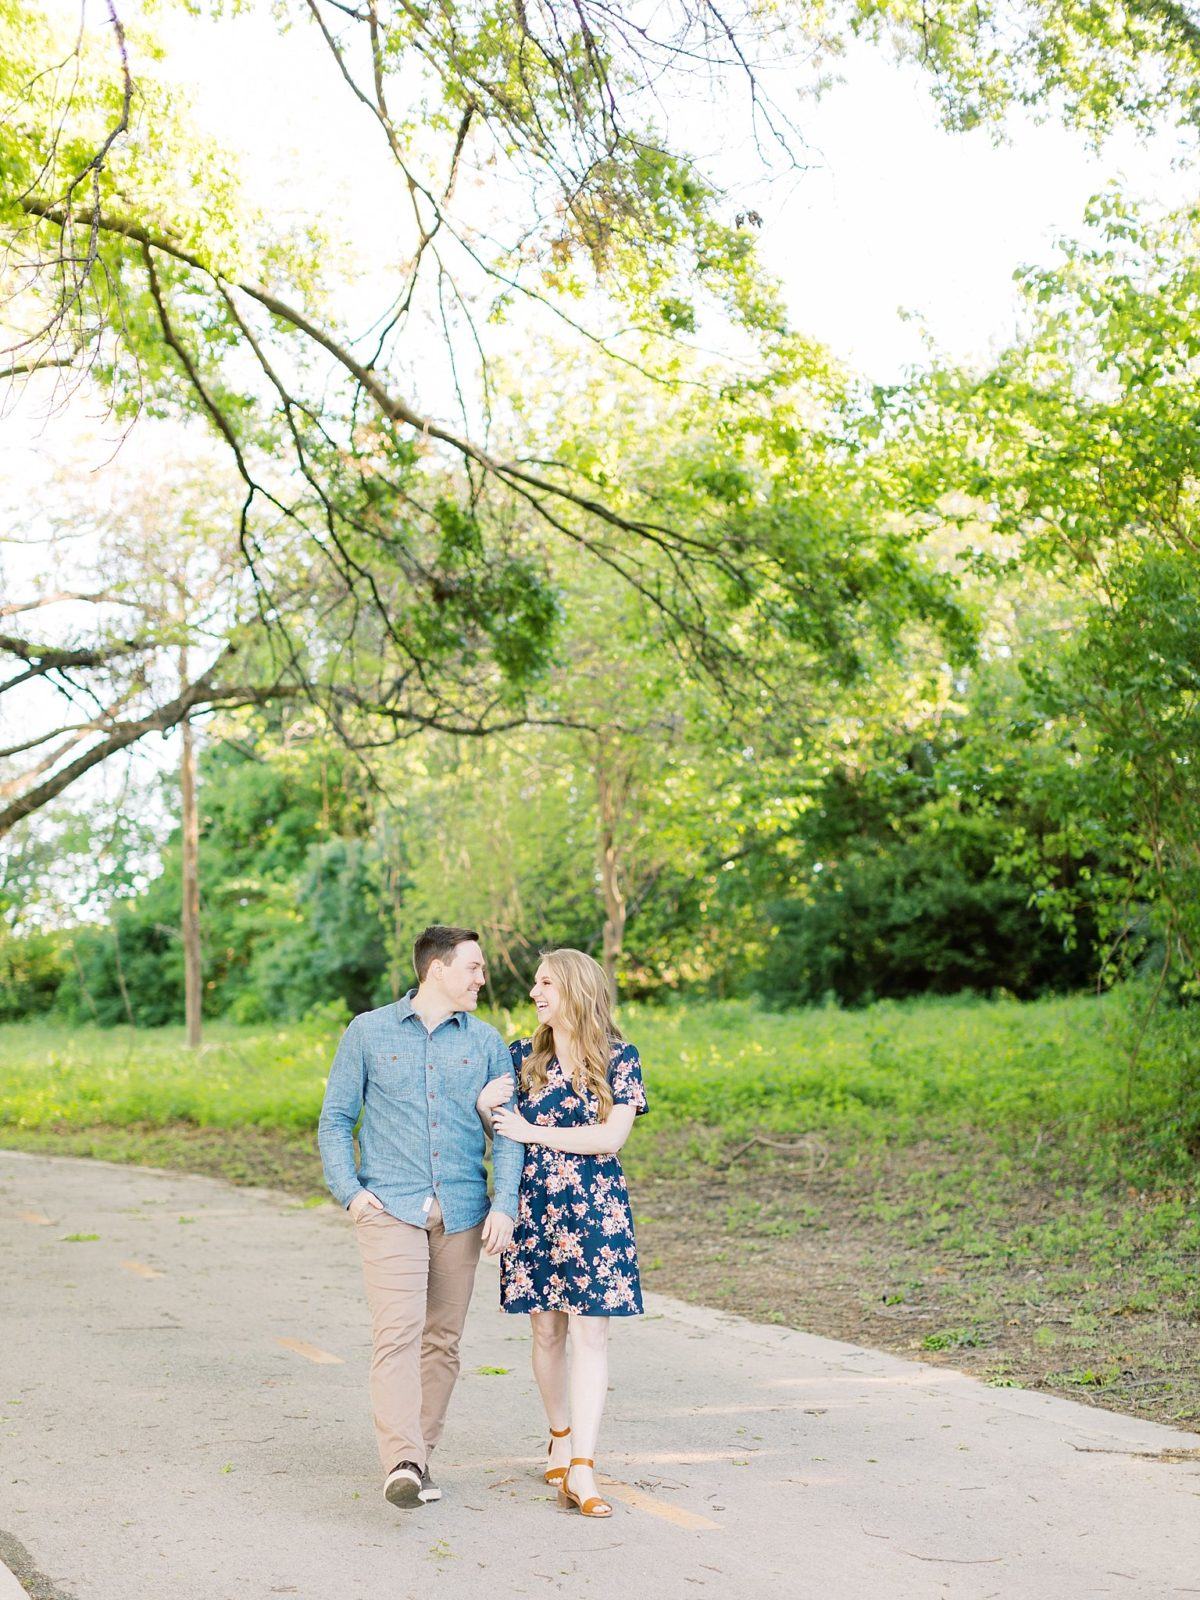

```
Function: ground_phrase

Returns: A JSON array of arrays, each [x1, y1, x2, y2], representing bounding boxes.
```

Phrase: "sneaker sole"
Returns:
[[385, 1476, 422, 1509], [418, 1484, 442, 1503]]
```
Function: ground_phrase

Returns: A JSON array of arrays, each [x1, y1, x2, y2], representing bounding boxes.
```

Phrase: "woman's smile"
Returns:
[[530, 964, 562, 1025]]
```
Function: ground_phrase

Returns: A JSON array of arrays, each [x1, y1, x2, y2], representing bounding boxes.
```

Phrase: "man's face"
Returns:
[[434, 940, 487, 1011]]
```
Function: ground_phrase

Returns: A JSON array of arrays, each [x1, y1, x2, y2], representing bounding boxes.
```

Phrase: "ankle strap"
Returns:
[[569, 1456, 594, 1467], [549, 1427, 571, 1438]]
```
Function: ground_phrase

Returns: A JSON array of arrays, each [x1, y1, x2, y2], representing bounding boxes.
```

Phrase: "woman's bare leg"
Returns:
[[565, 1313, 611, 1506], [530, 1311, 572, 1475]]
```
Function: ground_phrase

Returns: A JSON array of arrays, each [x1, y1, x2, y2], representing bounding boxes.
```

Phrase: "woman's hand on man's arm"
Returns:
[[478, 1074, 514, 1113], [476, 1072, 514, 1134]]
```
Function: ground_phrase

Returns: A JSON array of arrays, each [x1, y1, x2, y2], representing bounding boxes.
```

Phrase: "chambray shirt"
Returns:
[[317, 993, 521, 1233]]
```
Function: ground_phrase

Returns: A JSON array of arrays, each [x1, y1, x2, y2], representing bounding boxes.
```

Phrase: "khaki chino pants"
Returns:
[[354, 1200, 483, 1473]]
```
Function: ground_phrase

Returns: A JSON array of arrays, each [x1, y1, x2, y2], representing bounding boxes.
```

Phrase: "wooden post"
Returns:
[[179, 641, 202, 1048], [594, 745, 627, 1007]]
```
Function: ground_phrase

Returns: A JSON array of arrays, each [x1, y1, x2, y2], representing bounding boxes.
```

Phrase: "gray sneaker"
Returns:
[[418, 1464, 441, 1503], [384, 1461, 422, 1508]]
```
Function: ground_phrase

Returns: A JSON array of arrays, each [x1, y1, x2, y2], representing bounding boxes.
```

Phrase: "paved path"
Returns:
[[2, 1150, 1199, 1600]]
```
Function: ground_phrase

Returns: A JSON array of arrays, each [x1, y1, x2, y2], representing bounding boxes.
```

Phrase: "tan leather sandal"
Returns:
[[544, 1426, 572, 1485], [557, 1457, 613, 1518]]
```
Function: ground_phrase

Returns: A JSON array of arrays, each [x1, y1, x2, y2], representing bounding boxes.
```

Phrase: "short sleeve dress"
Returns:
[[499, 1037, 648, 1317]]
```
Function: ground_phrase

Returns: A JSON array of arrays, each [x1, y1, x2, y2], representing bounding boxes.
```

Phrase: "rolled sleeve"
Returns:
[[609, 1042, 648, 1116], [486, 1032, 522, 1219], [318, 1017, 367, 1209]]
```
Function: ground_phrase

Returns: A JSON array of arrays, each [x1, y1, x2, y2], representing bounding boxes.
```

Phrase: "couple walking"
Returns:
[[317, 924, 647, 1519]]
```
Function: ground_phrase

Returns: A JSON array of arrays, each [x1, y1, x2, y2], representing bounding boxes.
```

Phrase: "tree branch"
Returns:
[[0, 654, 229, 835]]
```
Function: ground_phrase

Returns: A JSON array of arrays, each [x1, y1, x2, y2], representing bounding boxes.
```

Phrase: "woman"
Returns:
[[477, 948, 647, 1518]]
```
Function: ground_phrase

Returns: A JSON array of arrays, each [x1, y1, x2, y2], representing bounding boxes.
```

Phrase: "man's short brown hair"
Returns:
[[413, 925, 480, 982]]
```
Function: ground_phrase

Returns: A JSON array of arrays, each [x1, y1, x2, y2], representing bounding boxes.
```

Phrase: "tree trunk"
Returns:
[[111, 919, 136, 1027], [594, 748, 627, 1007], [179, 649, 202, 1049], [385, 818, 405, 1002]]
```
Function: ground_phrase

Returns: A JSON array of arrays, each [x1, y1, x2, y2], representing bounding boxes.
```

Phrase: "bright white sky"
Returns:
[[10, 0, 1196, 471], [769, 52, 1193, 375], [140, 2, 1196, 382]]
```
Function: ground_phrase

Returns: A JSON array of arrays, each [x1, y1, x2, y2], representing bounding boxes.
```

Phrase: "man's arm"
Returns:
[[317, 1017, 369, 1209], [482, 1032, 521, 1249]]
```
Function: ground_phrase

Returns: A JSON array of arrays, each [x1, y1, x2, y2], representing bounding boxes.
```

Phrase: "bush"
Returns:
[[56, 910, 183, 1027], [760, 826, 1096, 1008], [0, 930, 68, 1020], [238, 837, 393, 1021]]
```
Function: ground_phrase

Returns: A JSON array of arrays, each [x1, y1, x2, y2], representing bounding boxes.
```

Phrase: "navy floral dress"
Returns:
[[500, 1037, 648, 1317]]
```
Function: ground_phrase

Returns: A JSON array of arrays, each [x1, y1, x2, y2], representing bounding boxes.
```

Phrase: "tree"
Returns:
[[445, 342, 979, 997], [0, 449, 265, 1035], [6, 0, 1200, 827], [840, 0, 1200, 138], [877, 193, 1200, 993], [0, 419, 573, 841], [0, 2, 817, 773]]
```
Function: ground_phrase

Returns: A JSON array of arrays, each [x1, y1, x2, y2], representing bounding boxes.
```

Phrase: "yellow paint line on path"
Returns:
[[16, 1211, 52, 1225], [276, 1338, 343, 1365], [122, 1260, 165, 1279], [600, 1478, 721, 1531]]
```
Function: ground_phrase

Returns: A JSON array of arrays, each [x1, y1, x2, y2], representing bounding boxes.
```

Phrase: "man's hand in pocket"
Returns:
[[348, 1190, 384, 1221]]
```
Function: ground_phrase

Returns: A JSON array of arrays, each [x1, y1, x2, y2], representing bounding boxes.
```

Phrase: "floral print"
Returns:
[[500, 1037, 648, 1317]]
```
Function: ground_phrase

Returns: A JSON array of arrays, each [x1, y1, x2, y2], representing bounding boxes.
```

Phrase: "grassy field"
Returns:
[[2, 991, 1195, 1155], [3, 992, 1198, 1426]]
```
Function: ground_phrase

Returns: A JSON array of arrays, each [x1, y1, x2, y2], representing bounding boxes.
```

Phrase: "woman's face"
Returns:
[[530, 962, 564, 1029]]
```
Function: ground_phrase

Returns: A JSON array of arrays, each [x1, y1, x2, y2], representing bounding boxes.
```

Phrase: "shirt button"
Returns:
[[433, 1150, 439, 1158]]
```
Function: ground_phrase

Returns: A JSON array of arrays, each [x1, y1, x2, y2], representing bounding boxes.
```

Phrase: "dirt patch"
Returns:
[[4, 1123, 1197, 1429], [632, 1146, 1200, 1430]]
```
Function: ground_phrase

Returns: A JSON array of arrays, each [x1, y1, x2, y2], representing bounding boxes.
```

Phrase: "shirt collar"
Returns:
[[397, 989, 465, 1028]]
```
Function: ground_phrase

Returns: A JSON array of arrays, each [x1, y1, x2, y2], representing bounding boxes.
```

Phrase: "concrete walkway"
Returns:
[[2, 1150, 1198, 1600]]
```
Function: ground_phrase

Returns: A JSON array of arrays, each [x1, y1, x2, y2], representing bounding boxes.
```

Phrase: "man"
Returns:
[[318, 924, 520, 1510]]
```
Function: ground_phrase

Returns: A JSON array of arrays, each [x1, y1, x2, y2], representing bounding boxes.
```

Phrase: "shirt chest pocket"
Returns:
[[442, 1054, 485, 1108], [373, 1052, 425, 1100]]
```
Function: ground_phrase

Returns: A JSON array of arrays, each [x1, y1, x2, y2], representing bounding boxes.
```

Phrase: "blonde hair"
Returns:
[[522, 948, 624, 1119]]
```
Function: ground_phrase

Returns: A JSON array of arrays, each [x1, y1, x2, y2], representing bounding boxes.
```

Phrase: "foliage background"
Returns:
[[2, 0, 1199, 1056]]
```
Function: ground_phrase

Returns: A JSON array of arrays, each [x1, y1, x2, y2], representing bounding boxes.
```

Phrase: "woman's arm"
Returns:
[[491, 1103, 637, 1156]]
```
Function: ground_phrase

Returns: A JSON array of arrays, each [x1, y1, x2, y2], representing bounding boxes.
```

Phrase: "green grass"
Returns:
[[0, 1017, 333, 1132], [1, 992, 1197, 1179], [639, 992, 1199, 1164], [616, 993, 1126, 1135]]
